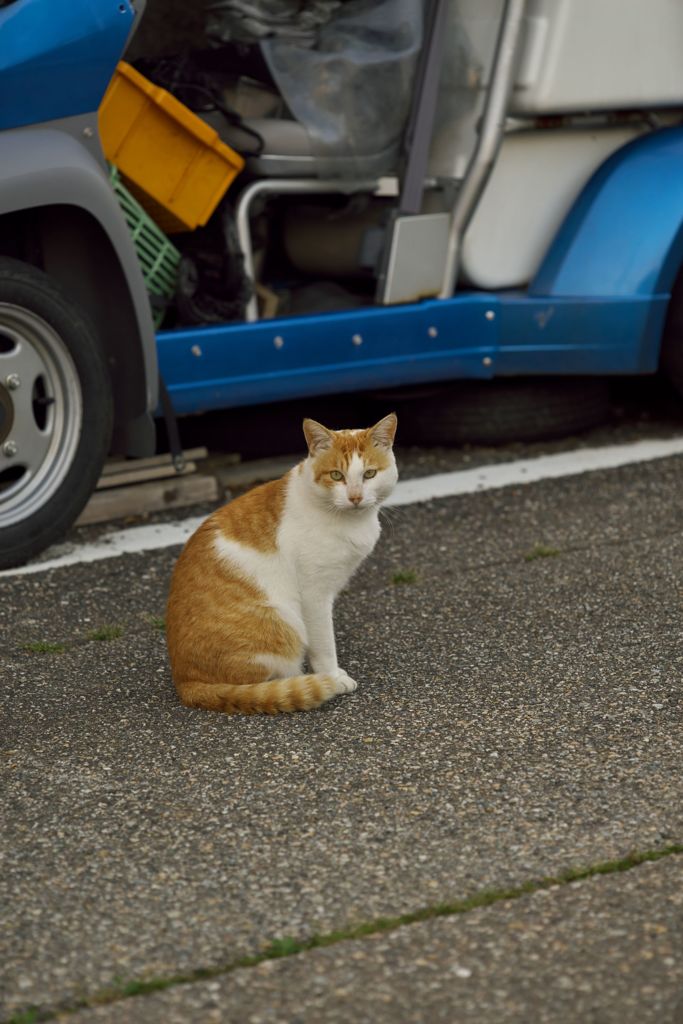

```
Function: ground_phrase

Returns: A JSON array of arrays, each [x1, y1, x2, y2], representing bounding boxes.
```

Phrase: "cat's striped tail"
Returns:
[[176, 672, 357, 715]]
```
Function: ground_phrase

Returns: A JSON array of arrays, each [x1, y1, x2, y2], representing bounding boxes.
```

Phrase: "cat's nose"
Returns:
[[349, 493, 362, 505]]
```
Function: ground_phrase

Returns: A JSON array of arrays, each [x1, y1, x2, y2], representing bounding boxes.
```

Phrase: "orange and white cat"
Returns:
[[166, 413, 398, 714]]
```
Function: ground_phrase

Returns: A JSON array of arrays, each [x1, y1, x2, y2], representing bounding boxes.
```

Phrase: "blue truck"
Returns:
[[2, 0, 683, 568]]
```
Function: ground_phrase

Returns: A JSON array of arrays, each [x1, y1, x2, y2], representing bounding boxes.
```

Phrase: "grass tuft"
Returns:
[[21, 642, 66, 655], [524, 544, 560, 562], [87, 626, 123, 642], [263, 936, 301, 958], [7, 1010, 41, 1024], [392, 569, 418, 585]]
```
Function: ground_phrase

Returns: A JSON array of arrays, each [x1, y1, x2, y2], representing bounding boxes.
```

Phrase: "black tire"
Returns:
[[0, 257, 113, 569], [393, 378, 610, 446], [661, 268, 683, 397]]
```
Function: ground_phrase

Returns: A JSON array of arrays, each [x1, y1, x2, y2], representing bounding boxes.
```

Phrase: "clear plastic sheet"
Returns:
[[206, 0, 342, 45], [428, 0, 483, 181], [207, 0, 423, 176]]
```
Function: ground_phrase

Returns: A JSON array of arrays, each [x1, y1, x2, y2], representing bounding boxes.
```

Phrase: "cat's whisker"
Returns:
[[379, 505, 403, 525]]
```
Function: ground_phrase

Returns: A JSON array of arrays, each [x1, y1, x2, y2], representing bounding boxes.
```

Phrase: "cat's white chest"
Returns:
[[214, 533, 307, 639], [213, 469, 382, 644], [284, 511, 380, 591]]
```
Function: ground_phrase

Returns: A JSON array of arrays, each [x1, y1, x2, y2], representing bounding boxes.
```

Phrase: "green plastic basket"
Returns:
[[109, 164, 181, 327]]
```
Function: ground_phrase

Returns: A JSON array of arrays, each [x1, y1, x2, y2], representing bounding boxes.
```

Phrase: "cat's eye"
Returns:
[[363, 469, 377, 479], [330, 470, 344, 481]]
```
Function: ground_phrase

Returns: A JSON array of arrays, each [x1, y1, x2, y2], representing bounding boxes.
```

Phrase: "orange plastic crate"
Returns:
[[99, 62, 244, 234]]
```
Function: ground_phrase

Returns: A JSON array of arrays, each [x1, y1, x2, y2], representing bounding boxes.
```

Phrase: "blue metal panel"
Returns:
[[157, 296, 498, 415], [157, 125, 682, 413], [532, 126, 683, 298], [157, 290, 662, 415], [497, 293, 667, 375], [0, 0, 133, 131]]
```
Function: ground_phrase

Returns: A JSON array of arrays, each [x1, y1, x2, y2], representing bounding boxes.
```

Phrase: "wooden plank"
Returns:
[[100, 447, 209, 477], [215, 454, 298, 489], [96, 462, 197, 491], [77, 474, 219, 527]]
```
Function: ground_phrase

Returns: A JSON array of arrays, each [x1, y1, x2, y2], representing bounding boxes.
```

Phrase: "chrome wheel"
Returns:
[[0, 302, 83, 527]]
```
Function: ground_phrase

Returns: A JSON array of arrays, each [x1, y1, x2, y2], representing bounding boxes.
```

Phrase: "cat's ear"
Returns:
[[369, 412, 397, 450], [303, 418, 334, 455]]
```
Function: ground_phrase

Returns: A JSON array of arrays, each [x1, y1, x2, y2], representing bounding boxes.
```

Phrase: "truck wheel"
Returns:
[[395, 378, 609, 445], [0, 257, 112, 569]]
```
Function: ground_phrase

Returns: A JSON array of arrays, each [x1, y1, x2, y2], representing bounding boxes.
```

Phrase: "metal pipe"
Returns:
[[234, 177, 378, 322], [399, 0, 450, 215], [438, 0, 527, 299]]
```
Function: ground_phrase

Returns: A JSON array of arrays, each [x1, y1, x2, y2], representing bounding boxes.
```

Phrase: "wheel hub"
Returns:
[[0, 302, 83, 527], [0, 381, 13, 446]]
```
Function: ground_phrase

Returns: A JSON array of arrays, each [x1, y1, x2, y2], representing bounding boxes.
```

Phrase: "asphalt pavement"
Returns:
[[2, 418, 683, 1023]]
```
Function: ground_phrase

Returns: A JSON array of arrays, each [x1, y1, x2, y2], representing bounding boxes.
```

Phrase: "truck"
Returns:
[[2, 0, 683, 569]]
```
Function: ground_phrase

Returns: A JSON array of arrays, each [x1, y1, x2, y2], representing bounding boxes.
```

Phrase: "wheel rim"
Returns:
[[0, 303, 83, 527]]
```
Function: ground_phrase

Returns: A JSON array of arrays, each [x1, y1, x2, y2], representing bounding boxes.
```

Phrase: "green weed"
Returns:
[[524, 544, 560, 562], [21, 642, 66, 655], [87, 626, 123, 642], [392, 569, 418, 585], [7, 1010, 41, 1024]]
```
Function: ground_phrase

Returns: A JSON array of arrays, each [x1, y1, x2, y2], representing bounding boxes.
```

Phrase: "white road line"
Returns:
[[3, 435, 683, 578], [387, 436, 683, 506], [1, 517, 206, 578]]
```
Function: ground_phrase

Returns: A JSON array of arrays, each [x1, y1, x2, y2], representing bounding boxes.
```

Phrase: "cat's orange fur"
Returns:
[[166, 415, 398, 715], [309, 427, 393, 484], [166, 476, 307, 714]]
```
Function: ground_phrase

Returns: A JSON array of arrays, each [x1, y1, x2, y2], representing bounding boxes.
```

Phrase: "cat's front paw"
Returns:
[[333, 669, 358, 693]]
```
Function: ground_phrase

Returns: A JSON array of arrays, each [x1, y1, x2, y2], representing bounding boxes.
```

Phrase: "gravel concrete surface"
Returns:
[[2, 445, 683, 1021], [68, 857, 683, 1024]]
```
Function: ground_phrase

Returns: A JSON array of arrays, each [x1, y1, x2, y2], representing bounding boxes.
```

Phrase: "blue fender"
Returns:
[[531, 126, 683, 298], [0, 0, 135, 132]]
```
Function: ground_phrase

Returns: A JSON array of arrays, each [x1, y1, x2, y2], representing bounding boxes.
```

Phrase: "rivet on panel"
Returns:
[[482, 356, 493, 367], [191, 344, 202, 357], [485, 310, 495, 321], [352, 334, 363, 346], [274, 336, 284, 349], [428, 326, 438, 338]]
